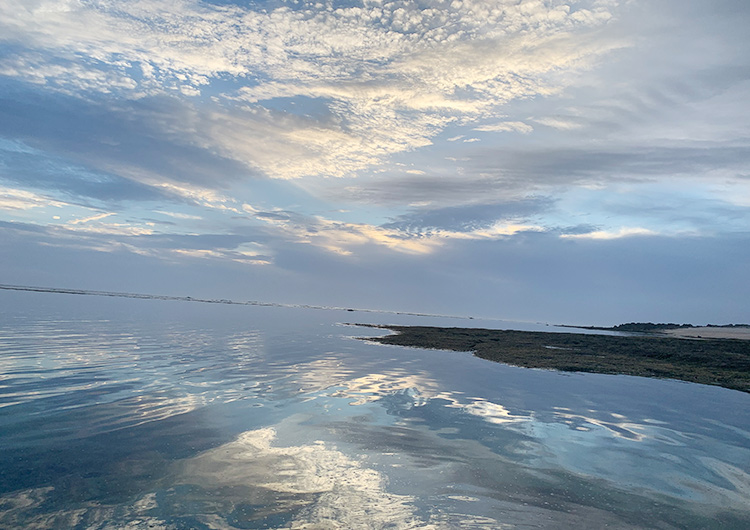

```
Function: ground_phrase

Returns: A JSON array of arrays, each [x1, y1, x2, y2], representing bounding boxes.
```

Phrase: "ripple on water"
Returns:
[[0, 301, 749, 529]]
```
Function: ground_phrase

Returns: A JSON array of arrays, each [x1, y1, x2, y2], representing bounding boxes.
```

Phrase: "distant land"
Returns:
[[562, 322, 750, 341], [0, 283, 459, 320], [5, 283, 749, 392], [359, 325, 750, 394], [562, 322, 750, 332]]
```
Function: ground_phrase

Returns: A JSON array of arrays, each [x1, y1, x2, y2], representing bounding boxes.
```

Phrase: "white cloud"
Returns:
[[0, 0, 624, 180], [0, 187, 68, 211], [533, 115, 586, 130], [150, 182, 240, 212], [0, 54, 139, 95], [258, 213, 440, 255], [475, 121, 534, 134], [68, 212, 113, 225], [249, 207, 543, 256], [561, 227, 657, 240], [62, 222, 154, 236], [154, 210, 202, 220], [172, 245, 272, 265]]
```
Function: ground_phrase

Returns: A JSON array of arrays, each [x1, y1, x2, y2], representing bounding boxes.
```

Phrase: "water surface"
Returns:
[[1, 292, 749, 528]]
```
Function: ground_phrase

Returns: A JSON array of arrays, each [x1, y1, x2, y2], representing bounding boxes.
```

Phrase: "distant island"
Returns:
[[562, 322, 750, 333], [358, 324, 750, 394]]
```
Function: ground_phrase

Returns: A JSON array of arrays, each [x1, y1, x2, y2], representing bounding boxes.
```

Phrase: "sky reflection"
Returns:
[[0, 297, 749, 527]]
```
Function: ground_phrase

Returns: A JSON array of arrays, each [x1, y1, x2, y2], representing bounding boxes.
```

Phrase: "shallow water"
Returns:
[[1, 292, 749, 529]]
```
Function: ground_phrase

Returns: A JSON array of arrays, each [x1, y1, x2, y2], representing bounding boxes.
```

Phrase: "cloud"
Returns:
[[153, 210, 202, 220], [3, 194, 546, 266], [459, 144, 750, 193], [0, 218, 281, 278], [245, 207, 439, 255], [335, 140, 750, 212], [0, 53, 139, 95], [560, 227, 657, 240], [384, 197, 555, 233], [0, 0, 624, 181], [61, 222, 154, 237], [532, 116, 585, 130], [2, 0, 748, 194], [4, 214, 750, 324], [0, 186, 68, 211], [0, 91, 253, 208], [0, 133, 169, 204], [1, 0, 749, 326], [474, 121, 534, 134], [243, 203, 544, 257], [68, 212, 114, 225], [335, 173, 524, 207], [172, 244, 272, 266]]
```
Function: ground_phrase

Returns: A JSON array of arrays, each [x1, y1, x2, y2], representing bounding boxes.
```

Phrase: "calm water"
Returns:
[[1, 292, 749, 529]]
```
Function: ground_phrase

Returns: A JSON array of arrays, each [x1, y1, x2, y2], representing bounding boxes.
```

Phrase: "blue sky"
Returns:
[[1, 0, 748, 324]]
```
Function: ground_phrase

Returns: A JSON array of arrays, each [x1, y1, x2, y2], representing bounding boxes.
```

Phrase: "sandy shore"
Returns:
[[661, 327, 750, 340]]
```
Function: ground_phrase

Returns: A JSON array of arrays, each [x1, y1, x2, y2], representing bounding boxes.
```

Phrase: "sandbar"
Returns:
[[660, 327, 750, 340]]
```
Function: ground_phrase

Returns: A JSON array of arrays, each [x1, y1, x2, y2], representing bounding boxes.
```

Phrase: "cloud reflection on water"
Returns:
[[2, 303, 750, 528], [550, 407, 649, 441], [174, 426, 429, 529]]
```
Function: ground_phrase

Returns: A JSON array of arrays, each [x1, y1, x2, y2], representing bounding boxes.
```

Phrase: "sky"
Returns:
[[0, 0, 748, 325]]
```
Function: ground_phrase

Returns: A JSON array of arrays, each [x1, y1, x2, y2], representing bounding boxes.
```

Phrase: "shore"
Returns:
[[660, 327, 750, 340], [359, 325, 750, 393]]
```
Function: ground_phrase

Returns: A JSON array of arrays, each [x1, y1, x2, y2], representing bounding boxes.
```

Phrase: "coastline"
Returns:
[[561, 322, 750, 340], [660, 327, 750, 340], [359, 325, 750, 394]]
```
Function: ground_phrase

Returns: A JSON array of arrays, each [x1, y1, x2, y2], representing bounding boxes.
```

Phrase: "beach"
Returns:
[[660, 326, 750, 340]]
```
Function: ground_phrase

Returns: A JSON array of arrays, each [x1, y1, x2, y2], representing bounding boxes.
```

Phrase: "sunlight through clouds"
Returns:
[[242, 202, 543, 255]]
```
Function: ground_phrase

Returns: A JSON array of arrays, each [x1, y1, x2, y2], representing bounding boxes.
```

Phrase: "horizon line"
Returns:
[[0, 282, 479, 322]]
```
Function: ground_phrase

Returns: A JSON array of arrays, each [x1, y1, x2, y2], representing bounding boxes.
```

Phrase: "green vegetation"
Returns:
[[359, 325, 750, 393]]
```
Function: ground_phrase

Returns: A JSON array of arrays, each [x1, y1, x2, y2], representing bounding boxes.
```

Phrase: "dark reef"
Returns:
[[359, 325, 750, 393]]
